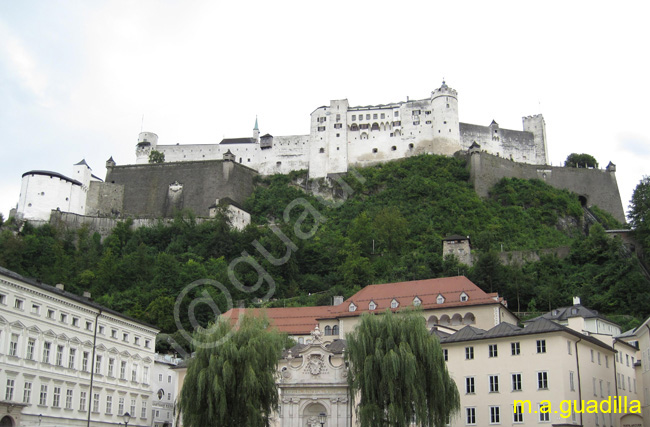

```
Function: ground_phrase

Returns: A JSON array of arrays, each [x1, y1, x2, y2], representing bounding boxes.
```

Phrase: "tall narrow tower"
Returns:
[[253, 116, 260, 142]]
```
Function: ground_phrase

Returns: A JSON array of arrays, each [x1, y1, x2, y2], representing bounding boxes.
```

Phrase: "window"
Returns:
[[465, 346, 474, 360], [23, 382, 32, 404], [512, 373, 522, 391], [365, 114, 370, 120], [348, 302, 357, 312], [141, 400, 147, 418], [332, 325, 339, 335], [539, 403, 550, 422], [369, 301, 377, 310], [443, 349, 448, 361], [86, 321, 92, 331], [489, 344, 498, 358], [466, 407, 476, 425], [626, 354, 630, 366], [98, 325, 104, 335], [598, 352, 601, 365], [79, 391, 87, 411], [390, 299, 399, 309], [31, 304, 40, 314], [43, 341, 51, 363], [413, 121, 420, 126], [351, 115, 356, 121], [108, 358, 115, 377], [123, 333, 129, 342], [14, 298, 23, 310], [412, 110, 421, 116], [143, 366, 149, 384], [324, 326, 331, 335], [334, 123, 342, 129], [605, 355, 609, 368], [130, 398, 136, 415], [39, 385, 48, 406], [465, 377, 475, 394], [570, 371, 575, 391], [66, 389, 73, 409], [82, 352, 89, 372], [68, 348, 76, 369], [120, 361, 127, 379], [95, 355, 102, 374], [118, 397, 125, 415], [511, 342, 520, 355], [394, 111, 399, 117], [72, 317, 79, 327], [372, 148, 378, 154], [132, 364, 138, 382], [53, 386, 61, 407], [460, 292, 468, 302], [145, 339, 151, 349], [513, 403, 523, 423], [9, 333, 18, 356], [27, 338, 35, 360], [159, 374, 163, 382], [489, 406, 500, 424], [60, 313, 67, 323], [93, 393, 100, 412], [436, 294, 445, 304], [168, 375, 172, 383], [600, 379, 604, 397], [536, 339, 546, 353], [168, 392, 171, 400], [413, 297, 421, 306], [5, 379, 15, 401], [111, 329, 117, 339], [317, 126, 325, 132], [591, 349, 594, 362], [538, 371, 549, 389], [489, 375, 499, 392], [106, 395, 113, 414], [134, 337, 140, 345], [567, 340, 572, 354], [56, 345, 64, 366], [0, 294, 5, 304]]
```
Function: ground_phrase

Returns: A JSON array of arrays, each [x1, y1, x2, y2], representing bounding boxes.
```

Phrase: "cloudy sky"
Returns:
[[1, 1, 648, 221]]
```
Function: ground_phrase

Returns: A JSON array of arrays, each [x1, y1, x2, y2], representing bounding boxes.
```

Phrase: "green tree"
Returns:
[[628, 176, 650, 259], [149, 150, 165, 164], [346, 310, 460, 427], [565, 153, 598, 168], [179, 313, 287, 427]]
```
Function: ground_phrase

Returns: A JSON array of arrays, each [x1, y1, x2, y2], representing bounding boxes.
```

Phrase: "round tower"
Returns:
[[135, 132, 158, 164], [429, 80, 460, 151]]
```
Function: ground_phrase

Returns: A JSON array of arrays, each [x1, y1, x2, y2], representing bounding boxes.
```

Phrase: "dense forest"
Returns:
[[0, 155, 648, 350]]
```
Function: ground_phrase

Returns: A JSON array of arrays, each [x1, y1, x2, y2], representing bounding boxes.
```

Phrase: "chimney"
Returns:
[[572, 296, 581, 305], [333, 296, 344, 306], [83, 291, 91, 299], [55, 284, 64, 291]]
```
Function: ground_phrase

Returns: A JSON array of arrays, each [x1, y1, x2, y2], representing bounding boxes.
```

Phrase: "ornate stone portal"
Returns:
[[271, 329, 350, 427]]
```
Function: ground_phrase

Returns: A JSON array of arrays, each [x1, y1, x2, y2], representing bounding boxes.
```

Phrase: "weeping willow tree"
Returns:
[[346, 310, 460, 427], [179, 313, 287, 427]]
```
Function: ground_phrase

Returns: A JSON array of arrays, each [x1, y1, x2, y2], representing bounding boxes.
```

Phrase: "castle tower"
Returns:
[[308, 99, 349, 178], [253, 116, 260, 142], [135, 132, 159, 164], [430, 81, 461, 154], [522, 115, 548, 165], [106, 156, 116, 168]]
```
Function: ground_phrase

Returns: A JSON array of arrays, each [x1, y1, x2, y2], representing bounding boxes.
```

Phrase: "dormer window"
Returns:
[[369, 301, 377, 311], [571, 308, 578, 315], [390, 299, 399, 309], [553, 310, 559, 316], [349, 302, 357, 312], [413, 297, 422, 307], [437, 294, 445, 304], [460, 292, 468, 302]]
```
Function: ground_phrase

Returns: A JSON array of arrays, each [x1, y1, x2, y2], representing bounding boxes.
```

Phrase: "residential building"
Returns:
[[0, 266, 159, 426]]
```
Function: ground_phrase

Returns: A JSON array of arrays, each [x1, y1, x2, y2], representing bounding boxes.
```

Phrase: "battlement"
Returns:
[[431, 81, 458, 100]]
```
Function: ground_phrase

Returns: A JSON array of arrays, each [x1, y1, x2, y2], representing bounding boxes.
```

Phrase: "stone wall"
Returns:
[[469, 151, 625, 223], [105, 159, 257, 218], [85, 181, 124, 216]]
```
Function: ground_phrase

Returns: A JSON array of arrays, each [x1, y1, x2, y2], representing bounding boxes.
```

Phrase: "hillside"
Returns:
[[0, 154, 647, 349]]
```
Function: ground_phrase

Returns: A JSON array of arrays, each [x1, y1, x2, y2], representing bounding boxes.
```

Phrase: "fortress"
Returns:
[[135, 81, 548, 177], [12, 81, 626, 227]]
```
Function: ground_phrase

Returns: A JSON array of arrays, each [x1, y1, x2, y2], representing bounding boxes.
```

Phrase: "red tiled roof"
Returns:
[[326, 276, 505, 318], [220, 306, 334, 335]]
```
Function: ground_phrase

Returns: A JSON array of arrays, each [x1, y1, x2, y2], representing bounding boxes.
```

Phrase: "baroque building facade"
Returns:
[[0, 266, 159, 426]]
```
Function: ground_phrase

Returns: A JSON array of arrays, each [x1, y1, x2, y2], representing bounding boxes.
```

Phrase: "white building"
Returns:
[[0, 266, 159, 426], [150, 354, 180, 427], [15, 160, 102, 221], [134, 82, 547, 178]]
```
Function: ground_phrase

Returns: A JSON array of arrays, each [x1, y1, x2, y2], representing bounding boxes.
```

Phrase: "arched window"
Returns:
[[319, 147, 325, 153], [463, 313, 476, 325], [427, 316, 438, 329], [324, 326, 332, 336], [361, 132, 368, 140], [350, 123, 359, 131], [439, 315, 451, 326], [451, 313, 462, 325], [371, 123, 380, 131], [332, 325, 339, 335]]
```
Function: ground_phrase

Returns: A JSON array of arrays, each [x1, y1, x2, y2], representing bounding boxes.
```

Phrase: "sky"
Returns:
[[1, 0, 649, 221]]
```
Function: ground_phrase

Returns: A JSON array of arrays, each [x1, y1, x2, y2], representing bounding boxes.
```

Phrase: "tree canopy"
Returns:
[[149, 150, 165, 163], [629, 176, 650, 259], [345, 310, 460, 427], [565, 153, 598, 168], [179, 313, 287, 427]]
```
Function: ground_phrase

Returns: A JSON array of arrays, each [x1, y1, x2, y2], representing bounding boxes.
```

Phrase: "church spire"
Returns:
[[254, 116, 259, 131], [253, 116, 260, 141]]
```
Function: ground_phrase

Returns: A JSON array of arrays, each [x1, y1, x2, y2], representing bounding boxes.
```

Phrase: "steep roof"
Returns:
[[326, 276, 506, 319], [22, 170, 82, 186], [74, 159, 90, 167], [219, 137, 257, 145], [528, 304, 617, 325], [220, 306, 334, 335], [441, 317, 613, 352]]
